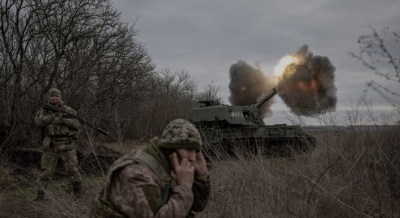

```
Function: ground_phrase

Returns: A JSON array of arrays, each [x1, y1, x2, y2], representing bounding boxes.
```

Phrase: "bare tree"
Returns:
[[350, 26, 400, 112], [196, 81, 222, 103], [0, 0, 214, 150], [0, 0, 155, 149], [0, 0, 39, 148], [128, 69, 197, 139]]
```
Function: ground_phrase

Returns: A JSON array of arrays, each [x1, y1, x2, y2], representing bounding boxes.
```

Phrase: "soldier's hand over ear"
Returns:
[[192, 152, 208, 179], [170, 152, 194, 188]]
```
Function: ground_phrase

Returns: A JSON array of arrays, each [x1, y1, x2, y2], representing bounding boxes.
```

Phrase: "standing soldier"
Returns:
[[90, 119, 211, 217], [34, 88, 82, 200]]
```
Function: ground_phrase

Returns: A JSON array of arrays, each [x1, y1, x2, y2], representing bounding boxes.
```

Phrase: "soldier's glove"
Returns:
[[52, 113, 64, 125]]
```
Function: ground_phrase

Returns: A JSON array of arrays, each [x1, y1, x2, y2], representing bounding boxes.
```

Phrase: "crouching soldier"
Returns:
[[34, 88, 82, 200], [90, 119, 211, 217]]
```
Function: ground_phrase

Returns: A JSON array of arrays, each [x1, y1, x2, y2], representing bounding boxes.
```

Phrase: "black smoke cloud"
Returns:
[[277, 44, 337, 116], [229, 60, 276, 117]]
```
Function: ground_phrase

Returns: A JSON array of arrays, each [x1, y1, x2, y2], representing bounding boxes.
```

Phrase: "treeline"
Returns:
[[0, 0, 219, 150]]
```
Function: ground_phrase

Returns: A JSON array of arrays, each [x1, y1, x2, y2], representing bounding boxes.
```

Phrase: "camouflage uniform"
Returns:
[[34, 88, 82, 199], [90, 119, 211, 218]]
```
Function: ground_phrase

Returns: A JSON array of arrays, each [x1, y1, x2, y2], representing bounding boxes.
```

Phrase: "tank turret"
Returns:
[[187, 87, 316, 159], [188, 87, 278, 127]]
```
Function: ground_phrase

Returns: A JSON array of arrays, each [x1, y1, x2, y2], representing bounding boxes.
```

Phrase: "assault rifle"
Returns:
[[43, 103, 109, 136]]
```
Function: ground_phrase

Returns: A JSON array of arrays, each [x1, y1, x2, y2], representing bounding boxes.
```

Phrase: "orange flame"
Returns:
[[274, 55, 296, 78], [297, 79, 318, 92]]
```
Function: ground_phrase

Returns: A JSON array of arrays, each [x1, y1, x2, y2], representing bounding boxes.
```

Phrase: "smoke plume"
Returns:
[[229, 60, 276, 117], [277, 44, 337, 116]]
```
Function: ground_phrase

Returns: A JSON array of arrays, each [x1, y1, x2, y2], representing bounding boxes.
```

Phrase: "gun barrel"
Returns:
[[255, 87, 277, 109], [43, 104, 109, 135]]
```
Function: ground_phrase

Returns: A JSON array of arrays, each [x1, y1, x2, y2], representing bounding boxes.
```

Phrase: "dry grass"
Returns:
[[1, 124, 399, 217], [201, 126, 400, 218], [101, 139, 148, 155]]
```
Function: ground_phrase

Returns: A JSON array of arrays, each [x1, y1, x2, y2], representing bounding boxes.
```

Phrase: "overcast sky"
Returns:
[[112, 0, 400, 125]]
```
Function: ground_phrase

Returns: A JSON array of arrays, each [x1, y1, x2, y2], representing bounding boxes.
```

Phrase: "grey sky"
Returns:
[[112, 0, 400, 125]]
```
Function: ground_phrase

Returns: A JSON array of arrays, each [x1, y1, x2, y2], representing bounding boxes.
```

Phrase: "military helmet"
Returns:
[[48, 88, 61, 96], [159, 119, 202, 150]]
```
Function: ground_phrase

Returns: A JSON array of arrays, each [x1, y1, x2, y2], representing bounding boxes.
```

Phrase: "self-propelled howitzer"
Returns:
[[187, 87, 316, 158]]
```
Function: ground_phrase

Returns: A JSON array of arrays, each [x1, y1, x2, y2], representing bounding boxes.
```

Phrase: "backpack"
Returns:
[[90, 151, 171, 218]]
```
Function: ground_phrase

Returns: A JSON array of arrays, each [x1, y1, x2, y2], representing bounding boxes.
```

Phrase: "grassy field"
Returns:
[[1, 125, 399, 218], [201, 126, 400, 218]]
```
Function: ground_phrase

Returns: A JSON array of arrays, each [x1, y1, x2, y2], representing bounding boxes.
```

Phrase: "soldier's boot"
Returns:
[[72, 181, 82, 198], [35, 189, 45, 201]]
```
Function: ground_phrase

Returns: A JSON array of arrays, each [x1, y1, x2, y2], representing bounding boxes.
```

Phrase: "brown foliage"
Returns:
[[0, 0, 201, 151], [1, 125, 399, 217]]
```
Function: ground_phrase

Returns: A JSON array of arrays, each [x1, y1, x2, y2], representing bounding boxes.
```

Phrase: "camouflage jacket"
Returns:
[[34, 102, 81, 150], [90, 138, 211, 218]]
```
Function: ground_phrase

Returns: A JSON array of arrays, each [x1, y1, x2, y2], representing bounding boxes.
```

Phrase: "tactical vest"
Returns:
[[91, 151, 171, 218], [46, 104, 78, 137]]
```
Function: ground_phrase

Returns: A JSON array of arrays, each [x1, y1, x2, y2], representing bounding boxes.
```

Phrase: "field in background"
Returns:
[[202, 125, 400, 217], [1, 124, 399, 218]]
